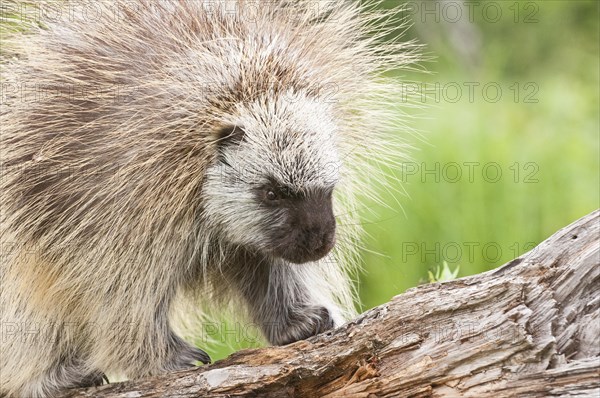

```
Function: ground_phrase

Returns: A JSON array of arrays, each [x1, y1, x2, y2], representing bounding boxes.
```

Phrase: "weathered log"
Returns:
[[62, 210, 600, 397]]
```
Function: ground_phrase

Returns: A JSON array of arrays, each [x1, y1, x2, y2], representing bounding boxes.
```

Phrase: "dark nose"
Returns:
[[268, 191, 338, 264], [302, 222, 335, 255], [295, 196, 336, 261]]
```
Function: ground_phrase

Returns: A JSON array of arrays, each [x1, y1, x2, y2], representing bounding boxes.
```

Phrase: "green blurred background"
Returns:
[[359, 0, 599, 308], [1, 0, 598, 362]]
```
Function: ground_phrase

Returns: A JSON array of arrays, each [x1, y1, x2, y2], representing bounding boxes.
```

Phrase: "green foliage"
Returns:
[[358, 0, 599, 310], [428, 261, 460, 283]]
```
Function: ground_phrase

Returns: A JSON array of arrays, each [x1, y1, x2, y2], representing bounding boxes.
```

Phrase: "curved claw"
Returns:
[[190, 346, 211, 365], [76, 371, 109, 388]]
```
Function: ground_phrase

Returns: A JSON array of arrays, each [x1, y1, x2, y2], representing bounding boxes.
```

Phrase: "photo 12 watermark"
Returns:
[[398, 161, 540, 184]]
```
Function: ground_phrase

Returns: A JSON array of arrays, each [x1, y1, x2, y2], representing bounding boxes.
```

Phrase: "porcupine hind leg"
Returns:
[[11, 354, 107, 397], [101, 299, 210, 380]]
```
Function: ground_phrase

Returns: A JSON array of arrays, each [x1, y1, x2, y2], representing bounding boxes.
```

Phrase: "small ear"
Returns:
[[215, 125, 245, 146]]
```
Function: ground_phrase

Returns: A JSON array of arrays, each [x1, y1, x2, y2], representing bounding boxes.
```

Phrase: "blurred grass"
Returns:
[[359, 74, 599, 308], [358, 0, 599, 309]]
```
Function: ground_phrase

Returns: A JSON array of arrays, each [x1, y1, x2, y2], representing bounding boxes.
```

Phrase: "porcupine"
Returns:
[[0, 1, 418, 396]]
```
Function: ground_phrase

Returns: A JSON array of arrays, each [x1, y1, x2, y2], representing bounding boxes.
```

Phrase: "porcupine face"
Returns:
[[202, 94, 341, 264]]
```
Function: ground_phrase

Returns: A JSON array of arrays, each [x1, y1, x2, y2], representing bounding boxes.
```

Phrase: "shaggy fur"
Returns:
[[0, 1, 418, 396]]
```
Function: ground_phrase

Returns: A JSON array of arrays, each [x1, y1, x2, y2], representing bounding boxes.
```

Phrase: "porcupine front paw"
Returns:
[[269, 305, 335, 346]]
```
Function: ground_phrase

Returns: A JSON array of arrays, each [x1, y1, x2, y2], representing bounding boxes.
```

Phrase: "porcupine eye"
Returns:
[[266, 191, 277, 201], [262, 184, 290, 204], [264, 188, 283, 203]]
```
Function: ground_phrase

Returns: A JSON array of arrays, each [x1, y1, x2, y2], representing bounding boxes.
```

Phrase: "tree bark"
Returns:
[[62, 210, 600, 397]]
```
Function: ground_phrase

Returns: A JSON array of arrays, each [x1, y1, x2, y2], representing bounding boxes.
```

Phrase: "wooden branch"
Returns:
[[62, 210, 600, 397]]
